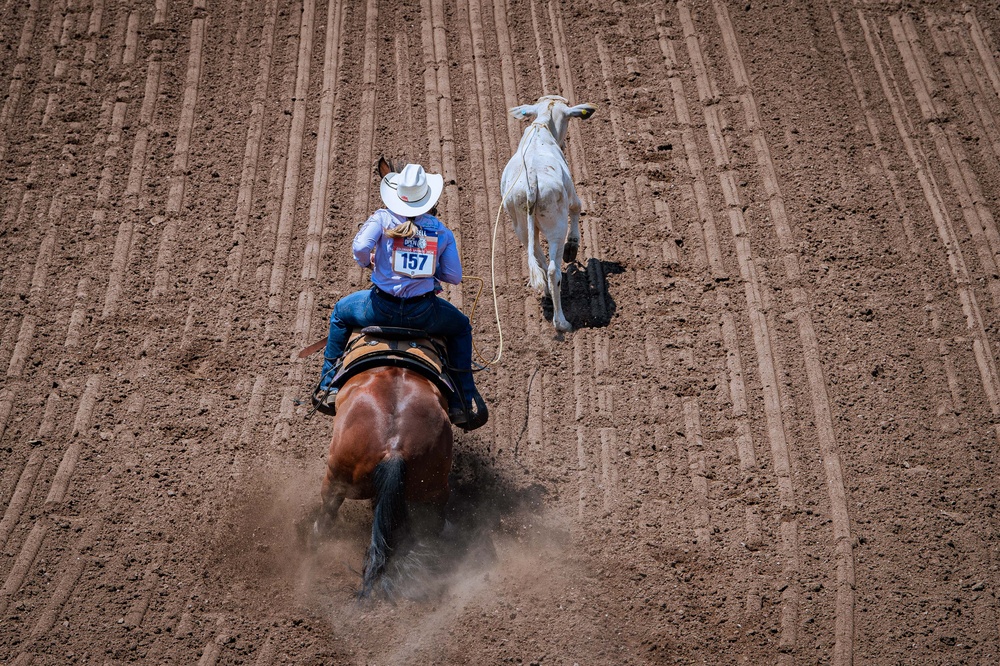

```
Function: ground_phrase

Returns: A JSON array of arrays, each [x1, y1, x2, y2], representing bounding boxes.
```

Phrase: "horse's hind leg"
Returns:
[[313, 478, 346, 540], [410, 496, 449, 540]]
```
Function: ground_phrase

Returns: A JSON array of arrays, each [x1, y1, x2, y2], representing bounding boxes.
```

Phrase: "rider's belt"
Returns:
[[372, 286, 435, 304]]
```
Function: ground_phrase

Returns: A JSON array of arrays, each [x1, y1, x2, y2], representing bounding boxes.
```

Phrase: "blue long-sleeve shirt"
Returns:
[[352, 209, 462, 298]]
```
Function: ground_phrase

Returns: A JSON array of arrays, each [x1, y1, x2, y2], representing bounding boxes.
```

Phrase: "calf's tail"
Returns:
[[525, 165, 547, 292]]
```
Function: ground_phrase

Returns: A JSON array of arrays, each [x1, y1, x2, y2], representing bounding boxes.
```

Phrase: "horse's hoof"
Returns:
[[553, 317, 572, 332], [564, 238, 579, 263], [310, 515, 335, 547]]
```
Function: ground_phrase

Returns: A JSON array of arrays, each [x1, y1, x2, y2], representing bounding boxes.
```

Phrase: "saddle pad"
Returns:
[[340, 331, 446, 375], [328, 330, 457, 402]]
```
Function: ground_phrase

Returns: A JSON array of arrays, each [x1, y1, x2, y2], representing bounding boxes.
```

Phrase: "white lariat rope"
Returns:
[[469, 121, 548, 367]]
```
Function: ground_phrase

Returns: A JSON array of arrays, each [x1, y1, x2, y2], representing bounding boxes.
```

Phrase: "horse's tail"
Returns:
[[525, 164, 547, 292], [359, 454, 409, 599]]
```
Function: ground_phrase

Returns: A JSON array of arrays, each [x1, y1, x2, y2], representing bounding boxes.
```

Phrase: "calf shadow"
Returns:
[[541, 259, 625, 329]]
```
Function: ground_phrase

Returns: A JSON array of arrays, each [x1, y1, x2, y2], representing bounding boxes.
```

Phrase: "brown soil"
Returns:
[[2, 0, 1000, 663]]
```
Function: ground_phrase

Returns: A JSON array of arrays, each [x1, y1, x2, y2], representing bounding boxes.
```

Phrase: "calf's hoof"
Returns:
[[564, 237, 579, 263]]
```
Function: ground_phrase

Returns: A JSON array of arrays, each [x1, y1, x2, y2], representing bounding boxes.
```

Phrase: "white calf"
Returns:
[[500, 95, 596, 332]]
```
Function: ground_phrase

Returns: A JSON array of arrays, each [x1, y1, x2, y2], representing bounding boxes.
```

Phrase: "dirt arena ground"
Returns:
[[2, 0, 1000, 663]]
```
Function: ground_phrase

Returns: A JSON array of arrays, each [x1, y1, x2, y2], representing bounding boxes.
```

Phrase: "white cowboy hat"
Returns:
[[379, 163, 444, 217]]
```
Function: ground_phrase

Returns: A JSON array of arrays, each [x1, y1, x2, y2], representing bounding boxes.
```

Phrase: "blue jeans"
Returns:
[[319, 288, 477, 405]]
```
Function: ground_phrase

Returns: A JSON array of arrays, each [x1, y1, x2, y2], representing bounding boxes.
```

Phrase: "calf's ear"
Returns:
[[568, 103, 597, 120], [509, 104, 537, 121]]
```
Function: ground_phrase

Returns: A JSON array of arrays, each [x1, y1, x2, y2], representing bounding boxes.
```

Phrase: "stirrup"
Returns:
[[312, 387, 338, 416], [449, 394, 488, 432]]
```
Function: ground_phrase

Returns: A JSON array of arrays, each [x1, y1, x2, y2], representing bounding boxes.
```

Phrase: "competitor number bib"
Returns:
[[391, 229, 438, 278]]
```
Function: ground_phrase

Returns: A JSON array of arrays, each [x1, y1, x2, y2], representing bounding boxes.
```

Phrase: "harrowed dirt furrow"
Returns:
[[966, 8, 1000, 104], [267, 0, 339, 446], [0, 0, 123, 636], [251, 0, 298, 302], [0, 5, 160, 647], [454, 0, 501, 286], [890, 13, 1000, 311], [828, 5, 1000, 659], [0, 372, 101, 636], [101, 6, 167, 319], [651, 8, 780, 654], [38, 0, 75, 130], [212, 0, 277, 345], [0, 114, 98, 600], [346, 0, 378, 294], [588, 14, 689, 546], [855, 8, 1000, 440], [684, 8, 806, 662], [712, 0, 857, 660], [264, 0, 322, 449], [150, 0, 208, 303], [926, 10, 1000, 172], [0, 0, 40, 166], [17, 3, 278, 660], [0, 0, 62, 379], [10, 518, 103, 662], [419, 0, 462, 309], [80, 0, 104, 87], [828, 2, 965, 438], [293, 0, 345, 351], [264, 0, 316, 315]]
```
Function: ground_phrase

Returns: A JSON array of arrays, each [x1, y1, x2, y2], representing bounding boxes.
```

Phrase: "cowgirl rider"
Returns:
[[314, 163, 488, 431]]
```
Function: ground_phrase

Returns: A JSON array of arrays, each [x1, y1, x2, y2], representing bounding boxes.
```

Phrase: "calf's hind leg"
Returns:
[[565, 195, 582, 264], [546, 222, 572, 332]]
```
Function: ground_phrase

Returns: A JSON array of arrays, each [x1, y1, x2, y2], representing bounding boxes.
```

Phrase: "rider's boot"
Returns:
[[448, 385, 488, 431], [312, 385, 338, 416], [312, 355, 341, 416]]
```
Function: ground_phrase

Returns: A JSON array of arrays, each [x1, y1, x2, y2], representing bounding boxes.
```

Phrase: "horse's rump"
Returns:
[[327, 368, 452, 503]]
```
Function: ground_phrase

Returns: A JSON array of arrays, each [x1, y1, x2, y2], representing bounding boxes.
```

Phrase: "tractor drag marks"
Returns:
[[418, 0, 462, 307], [827, 2, 964, 438], [296, 0, 345, 316], [264, 0, 316, 314], [926, 10, 1000, 167], [854, 7, 1000, 437], [455, 0, 507, 286], [890, 13, 1000, 310], [102, 6, 166, 319], [22, 518, 102, 647], [346, 0, 380, 288], [151, 0, 209, 301], [0, 0, 39, 165]]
